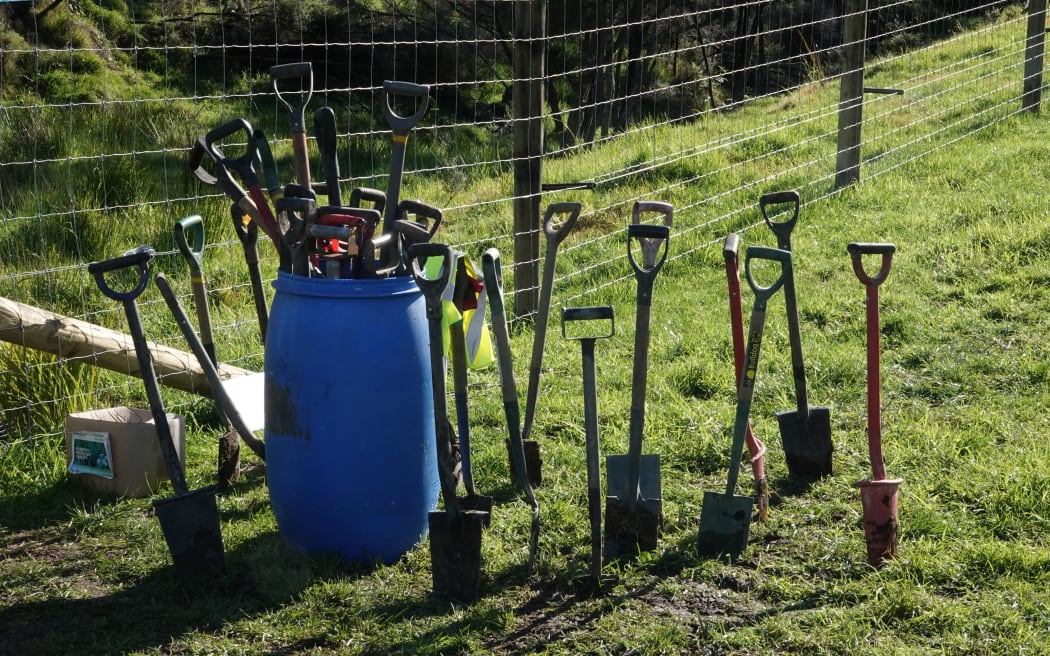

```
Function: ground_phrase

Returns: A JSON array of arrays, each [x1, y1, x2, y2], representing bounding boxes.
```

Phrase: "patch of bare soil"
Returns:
[[483, 572, 767, 654]]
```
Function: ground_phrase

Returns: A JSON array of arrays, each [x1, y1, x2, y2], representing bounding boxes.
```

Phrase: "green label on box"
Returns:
[[68, 431, 114, 479]]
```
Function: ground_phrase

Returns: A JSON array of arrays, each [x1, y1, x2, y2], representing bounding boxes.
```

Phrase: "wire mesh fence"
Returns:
[[0, 0, 1038, 448]]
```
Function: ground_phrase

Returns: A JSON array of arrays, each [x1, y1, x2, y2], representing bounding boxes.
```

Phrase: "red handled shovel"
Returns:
[[270, 62, 314, 190], [698, 246, 790, 560], [723, 233, 769, 520], [203, 119, 283, 256], [848, 242, 901, 568]]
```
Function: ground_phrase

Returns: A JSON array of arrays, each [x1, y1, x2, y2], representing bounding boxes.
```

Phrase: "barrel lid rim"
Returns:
[[272, 270, 421, 298]]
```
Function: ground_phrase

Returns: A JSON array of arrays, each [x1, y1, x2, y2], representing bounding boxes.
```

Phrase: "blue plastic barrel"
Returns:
[[265, 271, 438, 564]]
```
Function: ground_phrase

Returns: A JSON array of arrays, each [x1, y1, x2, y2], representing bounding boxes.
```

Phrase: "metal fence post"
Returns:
[[512, 0, 546, 319], [1023, 0, 1047, 113], [835, 0, 868, 189]]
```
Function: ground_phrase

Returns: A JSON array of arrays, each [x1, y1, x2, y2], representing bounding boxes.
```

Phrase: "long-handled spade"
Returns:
[[411, 243, 488, 602], [562, 305, 616, 594], [519, 202, 583, 488], [450, 256, 493, 521], [481, 247, 540, 575], [173, 215, 240, 490], [605, 221, 670, 557], [173, 216, 218, 369], [760, 190, 833, 481], [270, 62, 314, 190], [723, 234, 769, 521], [848, 242, 902, 568], [88, 247, 225, 581], [698, 246, 790, 560], [379, 80, 430, 270]]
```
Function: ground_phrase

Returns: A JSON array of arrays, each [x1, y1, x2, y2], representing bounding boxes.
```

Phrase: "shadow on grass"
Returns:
[[0, 458, 270, 534], [0, 529, 363, 656], [0, 477, 84, 533], [769, 471, 818, 500]]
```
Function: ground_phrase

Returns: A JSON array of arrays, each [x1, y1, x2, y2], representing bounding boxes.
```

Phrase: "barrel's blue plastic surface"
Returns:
[[265, 271, 438, 564]]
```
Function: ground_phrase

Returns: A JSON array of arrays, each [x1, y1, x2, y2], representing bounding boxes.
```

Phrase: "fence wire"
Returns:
[[0, 0, 1035, 448]]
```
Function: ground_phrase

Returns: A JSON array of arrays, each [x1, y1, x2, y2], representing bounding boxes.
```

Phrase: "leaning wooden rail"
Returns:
[[0, 295, 255, 396]]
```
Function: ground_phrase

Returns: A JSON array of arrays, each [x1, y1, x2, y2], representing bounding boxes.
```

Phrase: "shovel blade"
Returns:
[[604, 496, 662, 557], [857, 478, 902, 568], [459, 495, 494, 528], [605, 453, 662, 502], [428, 510, 487, 603], [604, 453, 662, 556], [776, 406, 833, 481], [506, 439, 542, 488], [153, 485, 225, 582], [697, 491, 753, 560]]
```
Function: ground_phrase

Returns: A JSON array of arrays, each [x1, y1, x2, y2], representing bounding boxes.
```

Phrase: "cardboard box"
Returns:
[[65, 407, 185, 498]]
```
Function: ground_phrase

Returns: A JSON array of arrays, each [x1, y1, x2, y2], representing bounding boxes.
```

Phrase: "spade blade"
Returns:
[[697, 491, 754, 560], [429, 510, 488, 603], [776, 405, 833, 481]]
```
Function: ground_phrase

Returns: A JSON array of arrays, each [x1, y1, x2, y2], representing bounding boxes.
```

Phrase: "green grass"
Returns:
[[5, 13, 1050, 656]]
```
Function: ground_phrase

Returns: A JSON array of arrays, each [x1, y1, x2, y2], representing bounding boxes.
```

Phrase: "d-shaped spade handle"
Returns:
[[270, 62, 314, 133], [744, 246, 791, 307], [631, 201, 673, 269], [88, 245, 155, 303], [543, 201, 582, 244], [759, 190, 801, 250], [204, 118, 260, 188], [626, 223, 670, 306], [382, 80, 431, 134], [173, 215, 205, 273], [409, 242, 454, 321], [848, 242, 896, 287], [397, 199, 443, 239]]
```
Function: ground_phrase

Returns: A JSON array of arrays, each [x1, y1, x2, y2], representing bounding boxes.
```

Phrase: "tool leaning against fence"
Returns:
[[517, 202, 583, 488], [173, 216, 241, 489], [723, 233, 769, 521], [450, 255, 494, 522], [848, 242, 901, 568], [605, 214, 670, 557], [698, 246, 790, 561], [761, 190, 834, 481], [481, 247, 541, 576]]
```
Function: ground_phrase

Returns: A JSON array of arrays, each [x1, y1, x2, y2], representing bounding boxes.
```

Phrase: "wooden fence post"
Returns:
[[835, 0, 868, 189], [512, 0, 546, 319], [1023, 0, 1047, 113]]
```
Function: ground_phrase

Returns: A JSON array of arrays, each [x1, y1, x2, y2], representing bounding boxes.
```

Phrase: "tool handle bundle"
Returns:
[[189, 63, 435, 281]]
